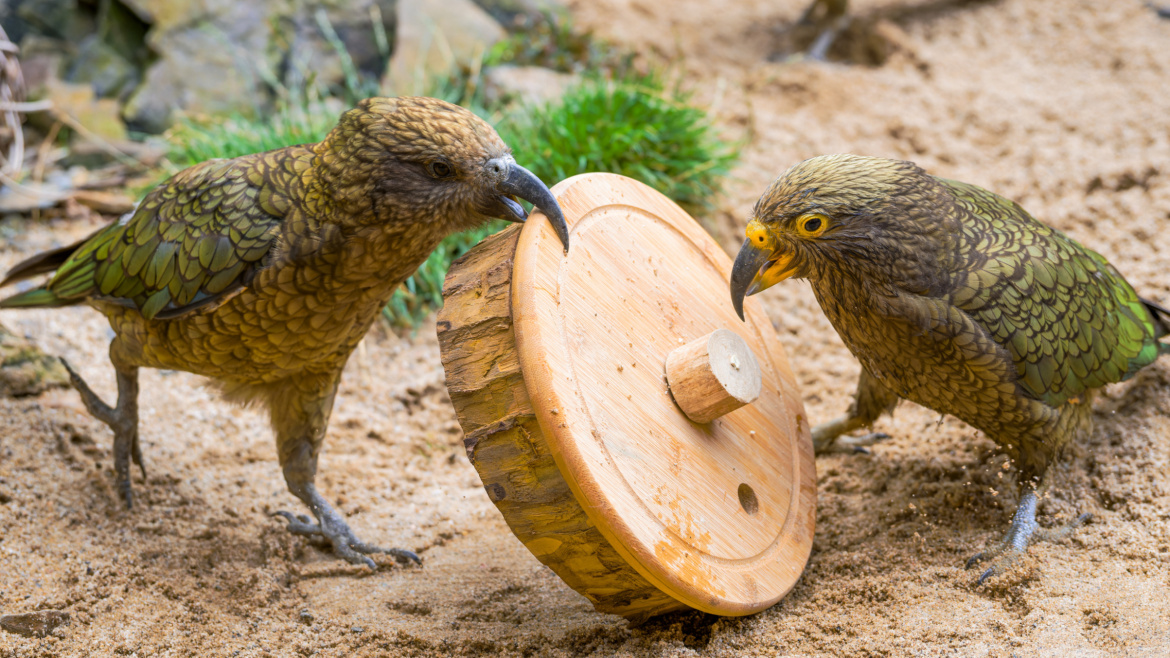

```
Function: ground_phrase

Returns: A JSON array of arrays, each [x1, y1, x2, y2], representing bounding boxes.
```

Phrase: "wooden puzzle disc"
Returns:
[[438, 173, 814, 618]]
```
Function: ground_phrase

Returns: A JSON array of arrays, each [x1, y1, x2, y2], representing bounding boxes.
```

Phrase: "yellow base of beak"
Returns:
[[745, 253, 796, 296], [730, 239, 796, 321]]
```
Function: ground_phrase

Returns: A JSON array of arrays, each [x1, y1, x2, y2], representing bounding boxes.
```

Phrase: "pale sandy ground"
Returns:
[[2, 0, 1170, 655]]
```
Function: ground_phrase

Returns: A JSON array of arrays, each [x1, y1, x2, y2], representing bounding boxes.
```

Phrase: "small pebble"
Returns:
[[0, 610, 70, 638]]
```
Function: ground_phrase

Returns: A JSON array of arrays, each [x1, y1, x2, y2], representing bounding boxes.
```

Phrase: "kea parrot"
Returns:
[[0, 97, 570, 568], [730, 154, 1169, 581]]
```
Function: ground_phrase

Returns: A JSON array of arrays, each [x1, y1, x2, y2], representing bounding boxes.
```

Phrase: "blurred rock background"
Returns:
[[1, 0, 577, 135]]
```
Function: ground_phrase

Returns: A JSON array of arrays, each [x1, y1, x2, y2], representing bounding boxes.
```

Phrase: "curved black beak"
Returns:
[[730, 238, 770, 322], [497, 162, 570, 253]]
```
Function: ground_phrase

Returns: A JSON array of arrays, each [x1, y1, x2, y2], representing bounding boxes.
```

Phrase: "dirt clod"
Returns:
[[0, 610, 70, 638]]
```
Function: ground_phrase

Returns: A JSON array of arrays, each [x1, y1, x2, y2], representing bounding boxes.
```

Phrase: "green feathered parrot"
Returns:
[[0, 97, 569, 568], [730, 154, 1169, 581]]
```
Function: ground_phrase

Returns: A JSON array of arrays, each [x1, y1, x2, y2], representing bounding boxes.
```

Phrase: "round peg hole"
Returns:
[[738, 483, 758, 515]]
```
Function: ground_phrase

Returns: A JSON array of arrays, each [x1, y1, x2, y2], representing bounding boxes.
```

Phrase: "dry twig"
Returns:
[[0, 23, 27, 177]]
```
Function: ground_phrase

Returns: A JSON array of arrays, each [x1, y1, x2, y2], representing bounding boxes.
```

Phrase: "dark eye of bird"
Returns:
[[429, 161, 453, 178], [803, 217, 822, 233]]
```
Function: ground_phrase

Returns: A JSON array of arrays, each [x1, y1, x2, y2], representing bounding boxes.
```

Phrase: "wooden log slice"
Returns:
[[437, 173, 814, 620]]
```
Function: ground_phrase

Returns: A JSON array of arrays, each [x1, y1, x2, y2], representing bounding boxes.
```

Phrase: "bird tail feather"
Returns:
[[0, 241, 82, 289], [0, 288, 70, 309], [1143, 297, 1170, 352], [0, 233, 97, 310]]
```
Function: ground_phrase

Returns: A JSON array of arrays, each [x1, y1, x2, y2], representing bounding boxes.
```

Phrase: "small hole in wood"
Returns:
[[738, 483, 758, 515]]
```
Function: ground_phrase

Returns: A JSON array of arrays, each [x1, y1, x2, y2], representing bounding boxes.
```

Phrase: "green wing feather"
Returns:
[[1, 153, 292, 320], [941, 178, 1162, 406]]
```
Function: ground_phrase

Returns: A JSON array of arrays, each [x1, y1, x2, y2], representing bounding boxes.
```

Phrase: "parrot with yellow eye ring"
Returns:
[[0, 97, 570, 568], [729, 154, 1169, 582]]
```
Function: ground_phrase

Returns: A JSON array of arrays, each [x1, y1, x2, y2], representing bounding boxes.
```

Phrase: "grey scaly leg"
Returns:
[[61, 358, 144, 507], [966, 488, 1091, 584]]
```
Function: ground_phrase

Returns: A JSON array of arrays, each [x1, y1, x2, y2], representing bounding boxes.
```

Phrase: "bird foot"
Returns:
[[812, 419, 890, 455], [61, 358, 144, 508], [273, 511, 421, 569], [965, 490, 1091, 585], [831, 432, 889, 455]]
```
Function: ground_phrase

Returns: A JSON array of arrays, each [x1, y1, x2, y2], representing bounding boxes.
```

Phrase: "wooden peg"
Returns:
[[665, 329, 762, 423]]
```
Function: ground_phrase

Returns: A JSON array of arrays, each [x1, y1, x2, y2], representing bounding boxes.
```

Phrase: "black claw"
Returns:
[[965, 553, 984, 570], [977, 567, 995, 586], [852, 446, 871, 455], [391, 549, 422, 566], [132, 439, 147, 480], [273, 510, 419, 568], [273, 510, 321, 536]]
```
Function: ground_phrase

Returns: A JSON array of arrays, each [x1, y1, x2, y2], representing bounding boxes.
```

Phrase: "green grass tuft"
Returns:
[[164, 105, 337, 165], [499, 72, 738, 216]]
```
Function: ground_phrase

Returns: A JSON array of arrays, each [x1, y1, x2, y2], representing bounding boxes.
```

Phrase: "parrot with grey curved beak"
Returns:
[[730, 154, 1168, 581], [0, 96, 570, 568]]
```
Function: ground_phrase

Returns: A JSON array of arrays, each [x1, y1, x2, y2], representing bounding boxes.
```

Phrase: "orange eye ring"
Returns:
[[796, 214, 828, 238]]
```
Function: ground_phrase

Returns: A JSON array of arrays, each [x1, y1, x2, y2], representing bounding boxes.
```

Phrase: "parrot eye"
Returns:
[[427, 161, 454, 179], [797, 214, 828, 238]]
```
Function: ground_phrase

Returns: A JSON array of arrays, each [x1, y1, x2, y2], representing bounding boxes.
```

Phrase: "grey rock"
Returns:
[[0, 325, 70, 398], [16, 35, 69, 97], [0, 181, 69, 213], [474, 0, 568, 26], [279, 0, 398, 98], [0, 610, 71, 638], [67, 35, 141, 100], [122, 21, 270, 133], [116, 0, 157, 24], [13, 0, 94, 43], [93, 0, 151, 63], [383, 0, 506, 95], [122, 0, 398, 133], [14, 0, 149, 113], [46, 79, 128, 140], [483, 65, 576, 107]]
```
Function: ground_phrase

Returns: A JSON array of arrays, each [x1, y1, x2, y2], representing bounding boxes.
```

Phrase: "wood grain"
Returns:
[[438, 173, 815, 618]]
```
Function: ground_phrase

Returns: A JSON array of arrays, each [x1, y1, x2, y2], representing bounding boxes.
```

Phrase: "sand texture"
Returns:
[[2, 0, 1170, 655]]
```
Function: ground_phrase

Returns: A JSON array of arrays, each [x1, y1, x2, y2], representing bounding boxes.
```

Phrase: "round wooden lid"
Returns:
[[512, 173, 815, 615]]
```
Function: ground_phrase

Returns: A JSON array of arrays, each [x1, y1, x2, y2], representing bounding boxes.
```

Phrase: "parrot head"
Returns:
[[729, 154, 938, 320], [320, 97, 570, 251]]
